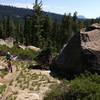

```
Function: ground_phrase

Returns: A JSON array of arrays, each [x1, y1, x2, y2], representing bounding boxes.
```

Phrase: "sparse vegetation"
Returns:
[[14, 66, 57, 91], [6, 95, 17, 100], [0, 85, 6, 94], [0, 69, 8, 78]]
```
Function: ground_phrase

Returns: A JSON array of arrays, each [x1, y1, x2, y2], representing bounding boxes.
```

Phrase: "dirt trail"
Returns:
[[1, 65, 18, 100], [0, 58, 60, 100]]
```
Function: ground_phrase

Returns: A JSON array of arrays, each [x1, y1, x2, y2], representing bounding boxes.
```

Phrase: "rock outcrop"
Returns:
[[80, 23, 100, 72], [0, 37, 15, 48], [18, 45, 41, 52], [54, 23, 100, 77]]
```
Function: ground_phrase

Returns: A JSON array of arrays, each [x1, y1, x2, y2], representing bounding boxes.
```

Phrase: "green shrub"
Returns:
[[0, 85, 6, 94], [44, 72, 100, 100], [0, 45, 38, 60], [0, 69, 8, 78]]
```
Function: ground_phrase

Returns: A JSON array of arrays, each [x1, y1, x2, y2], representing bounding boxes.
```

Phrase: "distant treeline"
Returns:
[[0, 4, 100, 52], [0, 5, 62, 22]]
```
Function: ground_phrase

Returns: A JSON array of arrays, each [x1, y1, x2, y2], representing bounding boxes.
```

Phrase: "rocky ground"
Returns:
[[0, 57, 60, 100]]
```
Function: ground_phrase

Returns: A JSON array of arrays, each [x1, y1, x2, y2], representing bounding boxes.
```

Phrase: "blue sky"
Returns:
[[0, 0, 100, 18]]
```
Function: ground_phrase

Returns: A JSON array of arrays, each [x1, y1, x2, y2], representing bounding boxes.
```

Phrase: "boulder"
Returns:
[[0, 37, 15, 48], [0, 39, 5, 45], [80, 23, 100, 73], [54, 32, 83, 77], [19, 45, 26, 50], [54, 23, 100, 76], [5, 37, 15, 48], [27, 46, 41, 52], [18, 45, 41, 52]]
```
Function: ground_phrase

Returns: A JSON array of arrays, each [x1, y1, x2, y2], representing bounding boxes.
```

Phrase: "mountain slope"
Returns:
[[0, 5, 63, 21], [78, 15, 86, 19]]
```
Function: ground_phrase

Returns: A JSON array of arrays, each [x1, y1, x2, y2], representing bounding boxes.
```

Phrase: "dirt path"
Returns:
[[0, 65, 18, 100], [0, 58, 60, 100]]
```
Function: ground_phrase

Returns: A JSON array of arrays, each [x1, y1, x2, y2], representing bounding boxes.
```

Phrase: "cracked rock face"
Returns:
[[55, 23, 100, 76], [80, 23, 100, 51], [80, 23, 100, 72]]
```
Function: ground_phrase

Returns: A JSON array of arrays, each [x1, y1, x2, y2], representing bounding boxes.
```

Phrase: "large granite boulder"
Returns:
[[54, 23, 100, 76], [0, 37, 15, 48], [80, 23, 100, 73]]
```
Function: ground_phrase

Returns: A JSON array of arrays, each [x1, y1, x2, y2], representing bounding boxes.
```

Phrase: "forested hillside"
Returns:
[[0, 4, 100, 53], [0, 5, 63, 21]]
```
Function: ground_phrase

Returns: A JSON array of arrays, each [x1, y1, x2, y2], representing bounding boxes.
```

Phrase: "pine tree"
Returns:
[[31, 0, 45, 47], [43, 15, 53, 47], [15, 21, 20, 43], [51, 20, 60, 51], [60, 14, 70, 46], [23, 17, 30, 45], [66, 13, 73, 36], [0, 23, 3, 38], [2, 17, 7, 38], [72, 11, 79, 33], [6, 16, 12, 37]]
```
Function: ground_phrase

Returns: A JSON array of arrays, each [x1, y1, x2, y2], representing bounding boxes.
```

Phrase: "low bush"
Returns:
[[0, 45, 38, 60], [44, 72, 100, 100], [0, 69, 8, 78], [0, 85, 6, 94]]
